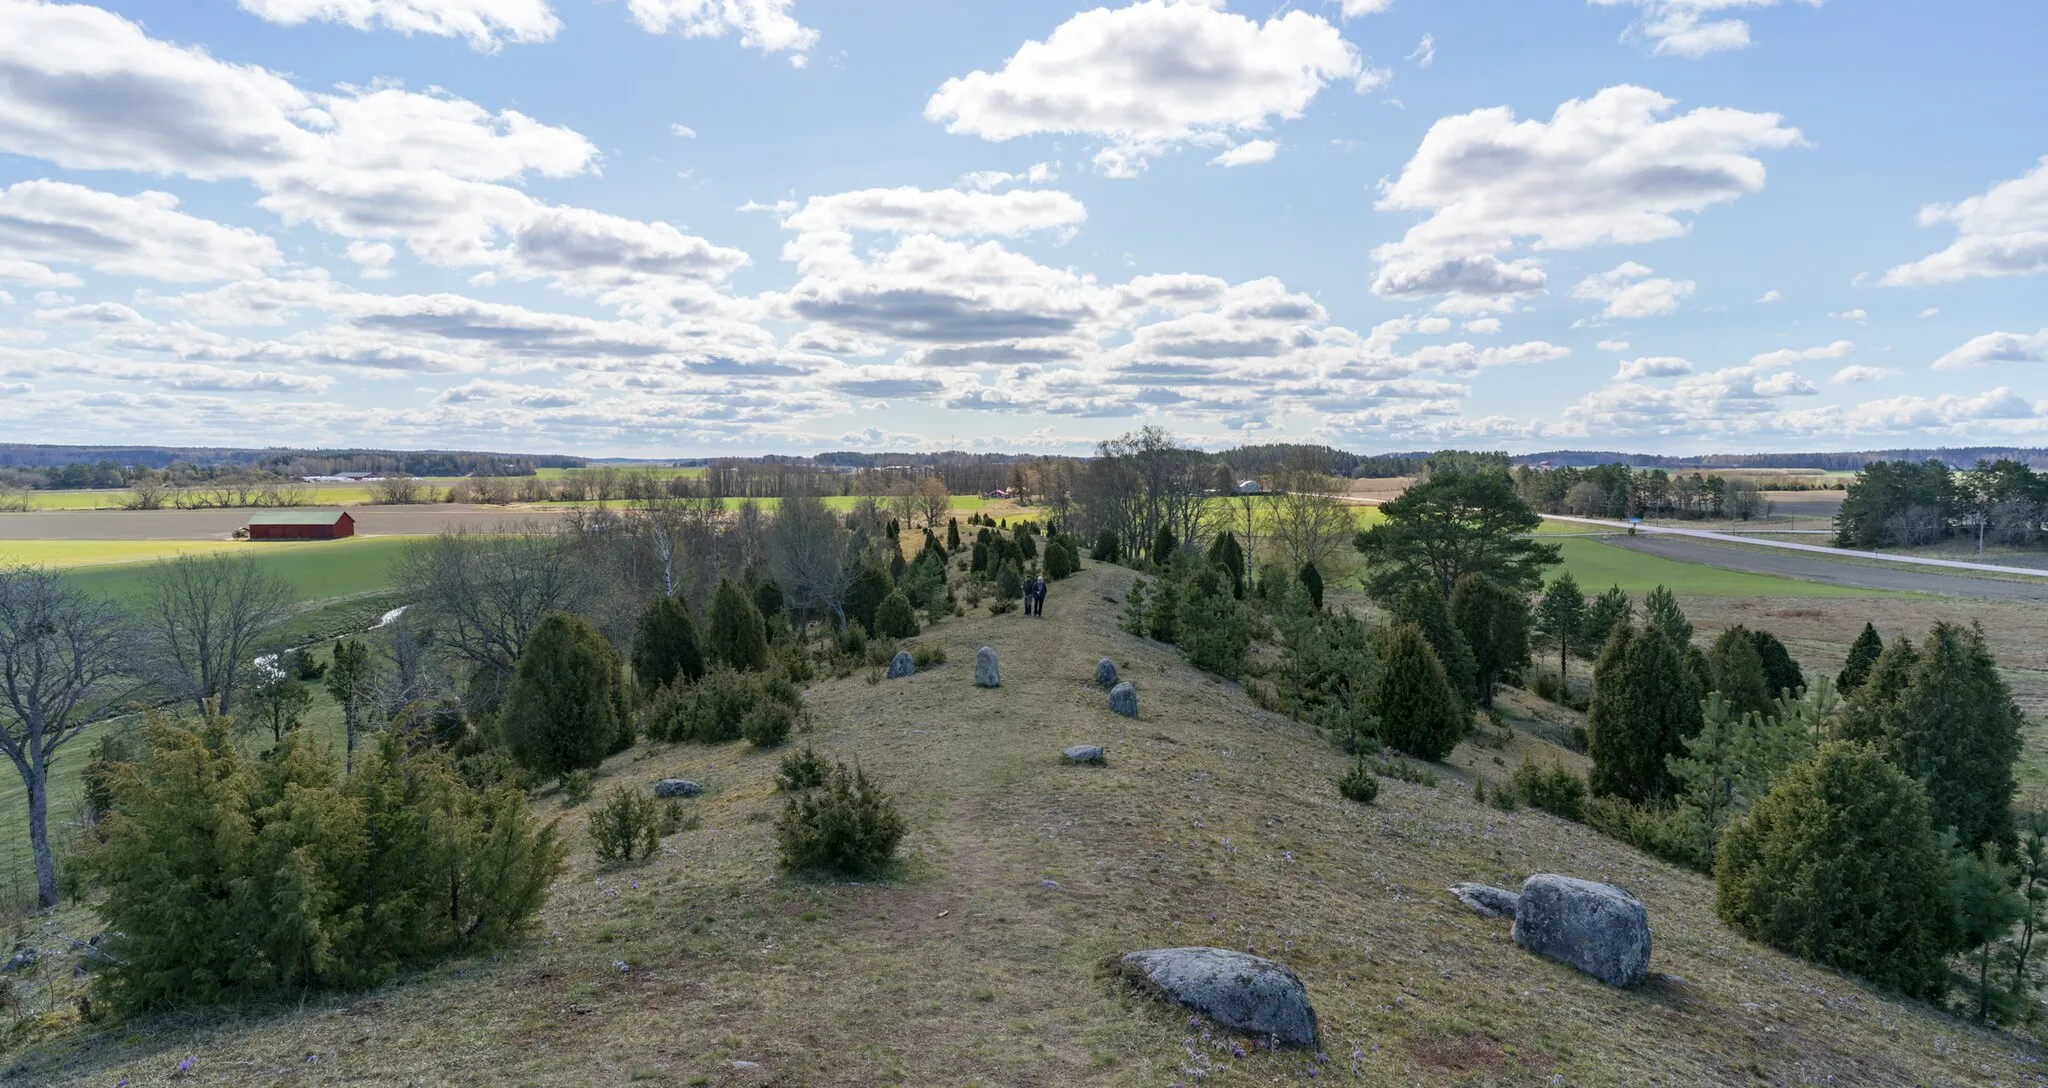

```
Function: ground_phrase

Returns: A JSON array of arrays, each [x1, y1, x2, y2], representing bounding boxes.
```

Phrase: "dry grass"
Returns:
[[6, 565, 2042, 1086]]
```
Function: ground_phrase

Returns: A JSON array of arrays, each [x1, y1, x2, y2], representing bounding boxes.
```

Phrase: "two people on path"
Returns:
[[1023, 574, 1048, 617]]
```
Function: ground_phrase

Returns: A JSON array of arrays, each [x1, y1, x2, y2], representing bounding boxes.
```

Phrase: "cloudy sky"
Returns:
[[1, 0, 2044, 456]]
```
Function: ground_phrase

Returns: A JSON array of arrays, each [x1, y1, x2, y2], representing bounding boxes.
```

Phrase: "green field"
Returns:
[[1547, 536, 1905, 598], [59, 536, 414, 607], [537, 465, 706, 480], [0, 539, 246, 568]]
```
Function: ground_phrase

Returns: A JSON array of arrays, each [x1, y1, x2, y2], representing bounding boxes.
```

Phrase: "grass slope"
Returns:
[[0, 540, 248, 568], [7, 564, 2027, 1086]]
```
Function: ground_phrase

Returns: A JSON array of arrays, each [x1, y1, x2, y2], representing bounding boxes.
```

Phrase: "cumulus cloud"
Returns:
[[1462, 318, 1501, 335], [1932, 328, 2048, 371], [924, 1, 1369, 177], [626, 0, 818, 59], [237, 0, 560, 50], [1748, 339, 1853, 368], [1831, 308, 1867, 323], [1211, 140, 1278, 167], [1589, 0, 1824, 58], [1341, 0, 1395, 14], [1830, 365, 1895, 384], [1597, 339, 1631, 352], [0, 180, 283, 283], [1881, 156, 2048, 286], [1370, 85, 1801, 308], [1571, 262, 1696, 320], [778, 187, 1087, 238], [345, 241, 396, 279], [1614, 355, 1692, 380]]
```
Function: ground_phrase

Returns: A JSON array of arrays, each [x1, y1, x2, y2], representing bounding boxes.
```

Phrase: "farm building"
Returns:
[[246, 510, 355, 540]]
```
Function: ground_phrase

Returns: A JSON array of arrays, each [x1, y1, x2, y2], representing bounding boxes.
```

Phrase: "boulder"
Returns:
[[654, 779, 702, 799], [975, 646, 1000, 688], [1108, 681, 1138, 718], [1448, 883, 1520, 919], [1113, 947, 1318, 1047], [1095, 658, 1119, 687], [887, 650, 915, 679], [1, 946, 37, 974], [1062, 744, 1106, 765], [1512, 874, 1651, 987]]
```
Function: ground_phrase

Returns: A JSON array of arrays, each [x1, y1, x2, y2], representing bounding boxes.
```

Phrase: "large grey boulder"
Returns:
[[975, 646, 1000, 687], [1114, 947, 1318, 1047], [1108, 681, 1138, 718], [1512, 874, 1651, 987], [887, 650, 915, 679], [1062, 744, 1106, 765], [1449, 883, 1520, 919], [1095, 658, 1118, 687], [654, 779, 702, 799]]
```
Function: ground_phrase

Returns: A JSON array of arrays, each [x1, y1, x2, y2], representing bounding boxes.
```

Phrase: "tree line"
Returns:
[[1834, 457, 2048, 549]]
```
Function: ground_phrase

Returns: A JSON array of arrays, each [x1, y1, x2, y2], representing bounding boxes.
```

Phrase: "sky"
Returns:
[[0, 0, 2045, 458]]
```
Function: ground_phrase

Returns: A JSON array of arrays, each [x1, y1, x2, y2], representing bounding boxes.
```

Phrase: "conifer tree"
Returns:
[[1882, 622, 2024, 849], [1299, 562, 1324, 611], [752, 578, 785, 622], [1836, 622, 1883, 693], [502, 612, 626, 780], [1450, 573, 1530, 708], [994, 562, 1022, 602], [1153, 523, 1178, 565], [1532, 571, 1587, 681], [631, 594, 704, 693], [1587, 622, 1702, 802], [705, 578, 770, 672], [970, 540, 989, 573], [1835, 636, 1917, 744], [1092, 529, 1120, 563], [1714, 741, 1956, 1000], [874, 589, 920, 639], [1580, 584, 1632, 655], [327, 638, 375, 773], [1374, 623, 1465, 760], [1643, 585, 1693, 650], [1706, 626, 1771, 718], [1391, 582, 1476, 709], [1750, 629, 1805, 701], [844, 565, 893, 635], [1014, 524, 1037, 560], [946, 517, 961, 553], [1207, 532, 1247, 598]]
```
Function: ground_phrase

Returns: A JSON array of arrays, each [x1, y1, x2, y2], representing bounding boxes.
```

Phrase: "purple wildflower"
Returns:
[[177, 1056, 194, 1073]]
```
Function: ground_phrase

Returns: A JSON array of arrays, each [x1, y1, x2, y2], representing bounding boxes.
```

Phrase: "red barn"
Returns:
[[246, 510, 355, 540]]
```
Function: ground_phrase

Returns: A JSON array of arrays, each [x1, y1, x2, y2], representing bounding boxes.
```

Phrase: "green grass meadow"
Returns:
[[1546, 536, 1905, 598]]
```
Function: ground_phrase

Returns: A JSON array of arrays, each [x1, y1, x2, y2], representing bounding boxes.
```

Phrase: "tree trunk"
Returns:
[[29, 767, 56, 909]]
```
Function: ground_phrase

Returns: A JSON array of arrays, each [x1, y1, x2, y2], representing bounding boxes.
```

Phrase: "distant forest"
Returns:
[[0, 444, 586, 488], [1513, 447, 2048, 471]]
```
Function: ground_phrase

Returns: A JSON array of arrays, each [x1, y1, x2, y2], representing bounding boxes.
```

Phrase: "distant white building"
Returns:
[[1236, 479, 1262, 494]]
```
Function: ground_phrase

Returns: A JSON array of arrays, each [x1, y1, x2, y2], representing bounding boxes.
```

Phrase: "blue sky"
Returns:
[[1, 0, 2044, 456]]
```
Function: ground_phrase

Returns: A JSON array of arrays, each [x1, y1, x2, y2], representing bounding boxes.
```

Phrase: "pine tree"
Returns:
[[873, 589, 920, 639], [1643, 585, 1693, 650], [1834, 636, 1917, 744], [753, 578, 785, 621], [844, 565, 893, 635], [1298, 562, 1324, 611], [1951, 843, 2026, 1021], [1450, 574, 1530, 709], [1391, 582, 1476, 710], [501, 612, 626, 781], [1092, 528, 1120, 563], [1373, 623, 1465, 761], [970, 540, 989, 573], [1587, 622, 1702, 802], [1207, 532, 1246, 598], [1706, 626, 1772, 718], [1750, 629, 1805, 701], [705, 578, 770, 672], [1581, 584, 1632, 655], [1836, 622, 1883, 693], [1714, 742, 1956, 1001], [1881, 622, 2024, 849], [1153, 523, 1178, 566], [631, 594, 704, 693], [946, 517, 961, 553], [1532, 571, 1587, 682]]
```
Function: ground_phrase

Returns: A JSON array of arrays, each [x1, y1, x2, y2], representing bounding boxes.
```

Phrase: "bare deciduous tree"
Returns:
[[1266, 469, 1355, 572], [0, 565, 132, 907], [395, 525, 586, 703], [916, 477, 951, 528], [768, 494, 855, 632], [372, 472, 423, 505], [142, 552, 293, 718]]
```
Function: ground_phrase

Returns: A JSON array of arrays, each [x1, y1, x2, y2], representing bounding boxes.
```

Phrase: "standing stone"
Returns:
[[654, 779, 702, 799], [1095, 658, 1119, 687], [1108, 681, 1138, 718], [1113, 947, 1318, 1047], [887, 650, 915, 679], [1062, 744, 1106, 765], [1512, 874, 1651, 987], [975, 646, 1000, 687]]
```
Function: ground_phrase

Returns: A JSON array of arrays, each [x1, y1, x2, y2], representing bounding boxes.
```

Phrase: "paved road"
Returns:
[[1606, 533, 2048, 601], [1541, 514, 2048, 580], [0, 505, 577, 540]]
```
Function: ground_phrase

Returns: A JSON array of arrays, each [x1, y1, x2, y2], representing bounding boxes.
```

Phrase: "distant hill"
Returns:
[[1513, 448, 2048, 471], [0, 444, 586, 474]]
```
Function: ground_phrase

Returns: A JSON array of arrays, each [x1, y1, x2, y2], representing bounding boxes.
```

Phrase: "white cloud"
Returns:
[[1830, 365, 1895, 384], [626, 0, 818, 59], [1614, 355, 1692, 380], [1370, 85, 1800, 307], [778, 187, 1087, 239], [1571, 261, 1696, 319], [1341, 0, 1395, 14], [1408, 33, 1435, 68], [957, 163, 1059, 192], [1748, 339, 1853, 368], [1881, 156, 2048, 286], [1919, 307, 1940, 318], [0, 180, 283, 283], [670, 123, 698, 138], [925, 1, 1369, 177], [1211, 140, 1277, 168], [1831, 308, 1867, 323], [1932, 328, 2048, 372], [345, 240, 397, 279], [1757, 288, 1780, 302], [1462, 318, 1501, 335], [237, 0, 560, 50], [1589, 0, 1823, 59], [0, 257, 81, 289]]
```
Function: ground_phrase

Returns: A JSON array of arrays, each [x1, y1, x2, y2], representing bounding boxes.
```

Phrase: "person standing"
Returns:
[[1033, 574, 1048, 617]]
